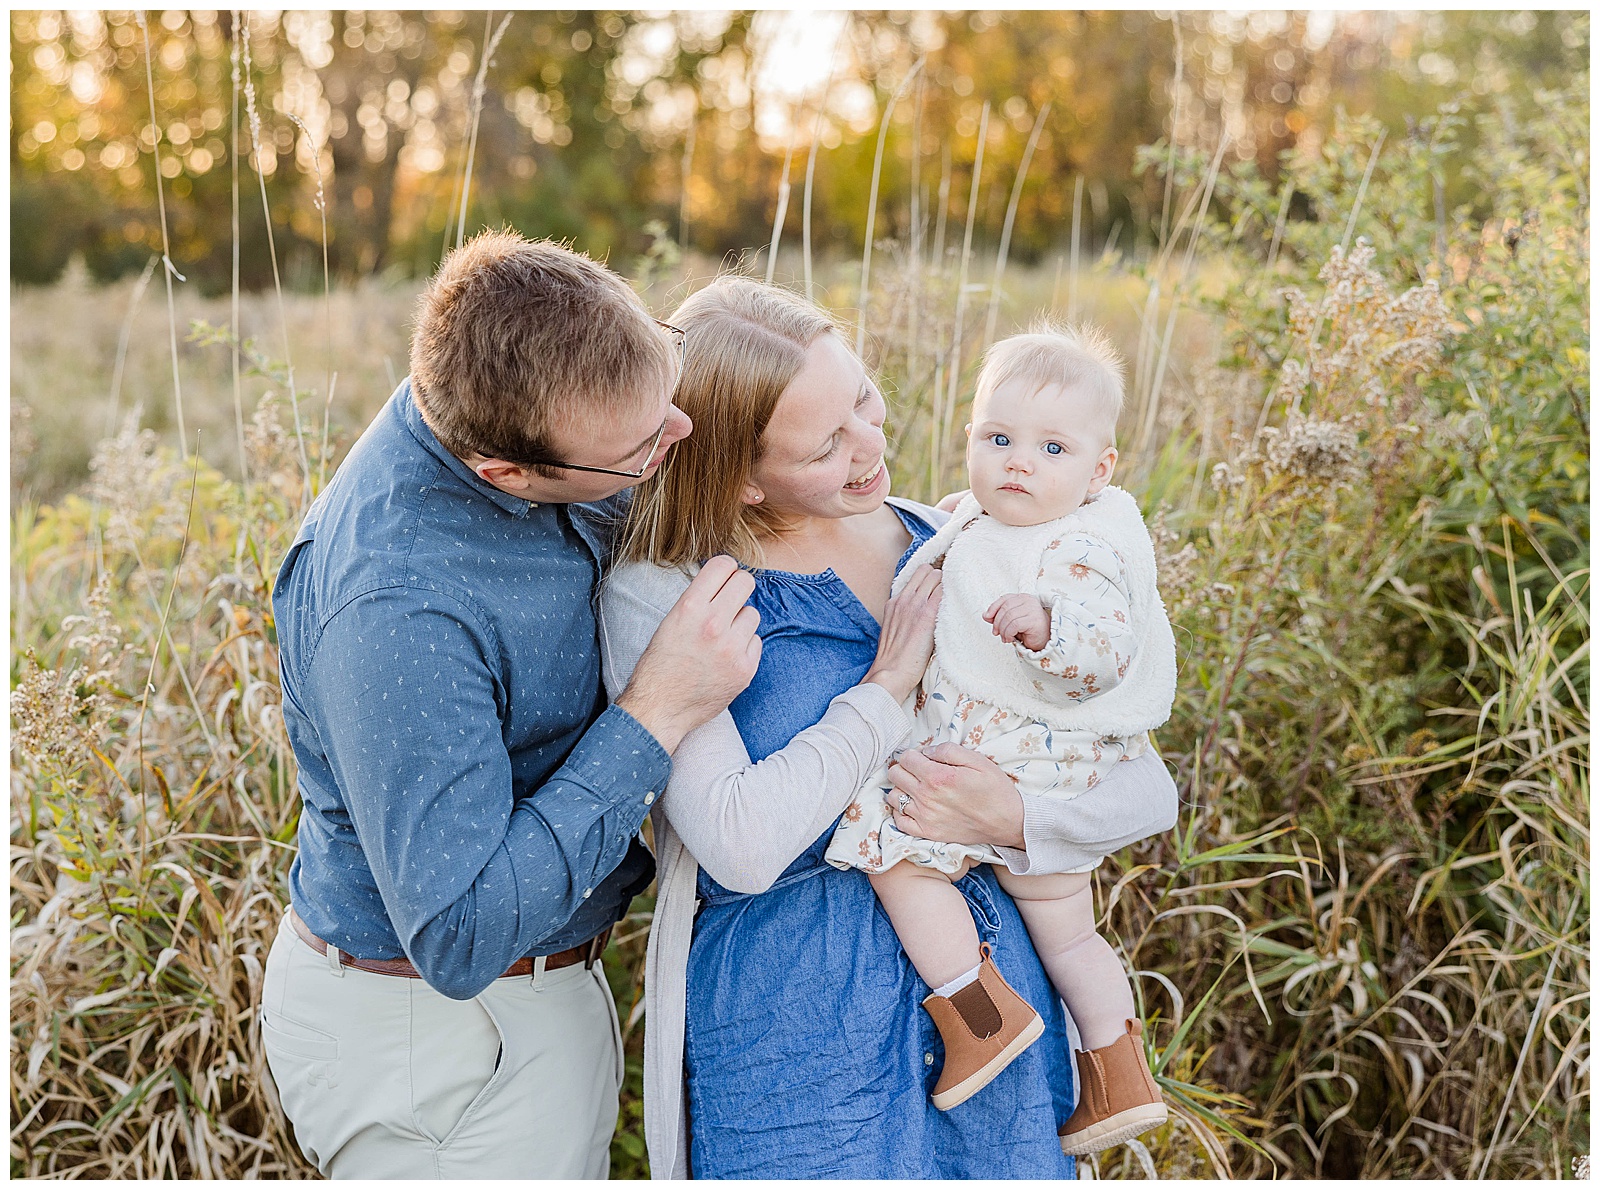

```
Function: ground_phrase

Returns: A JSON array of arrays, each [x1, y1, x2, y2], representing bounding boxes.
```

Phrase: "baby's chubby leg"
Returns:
[[994, 869, 1135, 1050], [868, 863, 981, 992], [877, 861, 1048, 1111]]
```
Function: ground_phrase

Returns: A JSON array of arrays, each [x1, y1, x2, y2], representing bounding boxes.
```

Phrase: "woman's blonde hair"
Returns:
[[616, 277, 840, 568]]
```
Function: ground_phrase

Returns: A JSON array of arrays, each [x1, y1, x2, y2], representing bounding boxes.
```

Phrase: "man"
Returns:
[[260, 231, 760, 1178]]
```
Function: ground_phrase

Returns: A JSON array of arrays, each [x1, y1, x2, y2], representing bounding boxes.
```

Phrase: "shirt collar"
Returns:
[[396, 377, 538, 519]]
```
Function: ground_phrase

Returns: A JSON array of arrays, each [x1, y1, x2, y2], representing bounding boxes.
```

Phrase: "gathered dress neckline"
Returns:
[[747, 505, 927, 637]]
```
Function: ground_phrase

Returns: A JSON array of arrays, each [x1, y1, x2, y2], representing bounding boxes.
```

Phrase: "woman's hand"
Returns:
[[862, 564, 942, 703], [884, 744, 1026, 850]]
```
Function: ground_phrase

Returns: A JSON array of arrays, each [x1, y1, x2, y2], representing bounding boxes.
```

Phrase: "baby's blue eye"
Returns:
[[991, 433, 1011, 447], [1045, 442, 1064, 456]]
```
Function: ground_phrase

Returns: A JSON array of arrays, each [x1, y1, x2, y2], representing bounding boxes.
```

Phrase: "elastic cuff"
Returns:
[[1013, 598, 1071, 669], [1012, 640, 1055, 668]]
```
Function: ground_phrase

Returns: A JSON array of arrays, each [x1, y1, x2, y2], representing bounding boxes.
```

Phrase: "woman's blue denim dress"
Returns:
[[684, 504, 1077, 1178]]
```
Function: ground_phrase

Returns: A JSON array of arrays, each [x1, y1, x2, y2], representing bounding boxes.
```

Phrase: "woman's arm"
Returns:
[[661, 689, 910, 893], [600, 561, 940, 895], [885, 743, 1180, 875]]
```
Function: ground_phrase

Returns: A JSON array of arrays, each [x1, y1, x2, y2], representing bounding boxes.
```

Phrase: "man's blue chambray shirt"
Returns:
[[274, 379, 667, 1001]]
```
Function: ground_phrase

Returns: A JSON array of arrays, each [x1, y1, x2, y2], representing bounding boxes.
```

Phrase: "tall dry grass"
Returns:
[[9, 271, 418, 508], [11, 75, 1588, 1182]]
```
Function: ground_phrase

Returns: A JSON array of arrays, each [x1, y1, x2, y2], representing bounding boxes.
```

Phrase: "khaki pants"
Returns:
[[260, 912, 622, 1179]]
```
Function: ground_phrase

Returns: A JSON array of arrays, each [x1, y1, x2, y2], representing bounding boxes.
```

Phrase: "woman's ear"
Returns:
[[741, 480, 765, 506]]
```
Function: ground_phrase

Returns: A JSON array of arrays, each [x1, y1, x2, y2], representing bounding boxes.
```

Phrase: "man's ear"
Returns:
[[473, 458, 534, 493], [1086, 446, 1119, 496]]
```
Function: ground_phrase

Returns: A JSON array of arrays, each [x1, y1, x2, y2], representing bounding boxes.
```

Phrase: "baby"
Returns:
[[825, 323, 1176, 1154]]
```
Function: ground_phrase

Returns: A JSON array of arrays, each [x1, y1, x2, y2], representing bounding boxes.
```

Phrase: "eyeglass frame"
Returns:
[[507, 319, 687, 479]]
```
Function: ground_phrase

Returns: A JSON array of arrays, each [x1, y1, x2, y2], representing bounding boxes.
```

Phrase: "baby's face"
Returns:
[[965, 378, 1117, 526]]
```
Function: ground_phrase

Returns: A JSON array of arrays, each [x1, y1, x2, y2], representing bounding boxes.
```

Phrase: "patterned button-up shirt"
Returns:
[[274, 380, 665, 1000]]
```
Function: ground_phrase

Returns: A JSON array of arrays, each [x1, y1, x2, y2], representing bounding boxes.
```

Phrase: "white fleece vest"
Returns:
[[892, 486, 1177, 737]]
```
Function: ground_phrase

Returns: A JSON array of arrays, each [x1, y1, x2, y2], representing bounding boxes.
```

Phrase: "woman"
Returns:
[[600, 278, 1178, 1178]]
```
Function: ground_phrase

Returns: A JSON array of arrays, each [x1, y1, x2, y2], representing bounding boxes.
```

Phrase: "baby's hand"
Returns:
[[983, 594, 1051, 651]]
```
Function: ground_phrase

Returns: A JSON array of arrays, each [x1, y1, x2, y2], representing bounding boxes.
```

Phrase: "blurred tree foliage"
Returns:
[[11, 9, 1588, 292]]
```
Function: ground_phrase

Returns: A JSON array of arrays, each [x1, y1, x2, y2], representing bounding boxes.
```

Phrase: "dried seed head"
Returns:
[[246, 390, 304, 498], [11, 655, 95, 777], [1264, 416, 1363, 487], [60, 576, 131, 690], [88, 410, 187, 557]]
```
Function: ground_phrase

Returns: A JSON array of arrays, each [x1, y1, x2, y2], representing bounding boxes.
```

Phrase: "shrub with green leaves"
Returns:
[[1094, 76, 1588, 1179]]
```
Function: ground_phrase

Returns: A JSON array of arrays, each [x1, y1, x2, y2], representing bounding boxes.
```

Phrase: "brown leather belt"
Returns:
[[288, 905, 611, 980]]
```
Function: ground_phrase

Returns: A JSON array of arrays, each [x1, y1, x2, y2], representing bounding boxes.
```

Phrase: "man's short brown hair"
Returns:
[[409, 230, 677, 467]]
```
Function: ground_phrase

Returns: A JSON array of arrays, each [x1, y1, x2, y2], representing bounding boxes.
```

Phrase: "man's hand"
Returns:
[[885, 743, 1026, 850], [984, 594, 1051, 652], [616, 556, 762, 753]]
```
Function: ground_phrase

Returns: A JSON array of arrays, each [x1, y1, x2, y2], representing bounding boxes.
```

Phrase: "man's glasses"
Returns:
[[520, 320, 686, 479]]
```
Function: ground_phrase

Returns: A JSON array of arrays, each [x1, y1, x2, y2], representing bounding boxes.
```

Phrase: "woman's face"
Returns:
[[744, 333, 890, 524]]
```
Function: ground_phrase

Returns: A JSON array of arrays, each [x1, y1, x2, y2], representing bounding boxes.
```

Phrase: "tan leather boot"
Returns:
[[1059, 1018, 1168, 1154], [923, 943, 1045, 1111]]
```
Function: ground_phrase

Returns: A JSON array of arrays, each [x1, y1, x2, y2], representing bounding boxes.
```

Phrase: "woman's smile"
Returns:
[[844, 460, 887, 493]]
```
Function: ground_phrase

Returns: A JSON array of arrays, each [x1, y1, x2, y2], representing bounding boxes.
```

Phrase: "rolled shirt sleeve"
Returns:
[[305, 588, 669, 1000]]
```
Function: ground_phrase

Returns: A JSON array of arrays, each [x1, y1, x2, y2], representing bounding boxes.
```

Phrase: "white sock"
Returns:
[[932, 963, 982, 1000]]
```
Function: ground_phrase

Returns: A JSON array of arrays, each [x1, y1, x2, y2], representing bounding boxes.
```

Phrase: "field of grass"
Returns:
[[10, 267, 420, 507], [11, 84, 1589, 1179]]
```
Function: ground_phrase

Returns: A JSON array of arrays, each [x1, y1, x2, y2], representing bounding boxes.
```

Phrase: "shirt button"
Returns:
[[582, 887, 592, 899], [644, 792, 656, 805], [924, 1052, 935, 1067]]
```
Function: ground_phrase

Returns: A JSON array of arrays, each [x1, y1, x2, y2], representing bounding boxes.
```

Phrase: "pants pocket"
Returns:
[[593, 963, 626, 1089], [261, 1011, 341, 1092], [412, 992, 505, 1147]]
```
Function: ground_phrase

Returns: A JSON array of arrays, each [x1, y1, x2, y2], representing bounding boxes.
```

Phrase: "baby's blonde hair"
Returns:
[[973, 320, 1126, 446]]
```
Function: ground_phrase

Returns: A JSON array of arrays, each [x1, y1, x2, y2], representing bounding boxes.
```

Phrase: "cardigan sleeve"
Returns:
[[598, 561, 914, 895], [992, 745, 1180, 874]]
